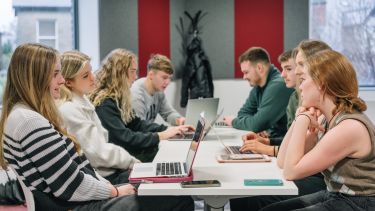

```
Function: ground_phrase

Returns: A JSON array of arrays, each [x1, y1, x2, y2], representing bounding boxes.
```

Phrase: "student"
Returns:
[[262, 50, 375, 211], [238, 49, 297, 157], [59, 50, 194, 211], [0, 43, 138, 210], [223, 47, 294, 138], [90, 49, 193, 162], [231, 43, 330, 211], [131, 54, 185, 126], [58, 51, 139, 184]]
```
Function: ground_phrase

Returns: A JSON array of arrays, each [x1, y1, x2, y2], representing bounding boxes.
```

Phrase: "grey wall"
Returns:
[[99, 0, 309, 77], [284, 0, 309, 50], [99, 0, 138, 60]]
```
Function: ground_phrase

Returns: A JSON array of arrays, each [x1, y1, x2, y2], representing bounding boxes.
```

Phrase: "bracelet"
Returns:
[[115, 187, 119, 197], [296, 113, 311, 124], [273, 146, 276, 157]]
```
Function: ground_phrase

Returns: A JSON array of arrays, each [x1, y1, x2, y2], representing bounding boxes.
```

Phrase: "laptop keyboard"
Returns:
[[215, 121, 229, 127], [156, 162, 185, 176], [228, 146, 252, 154]]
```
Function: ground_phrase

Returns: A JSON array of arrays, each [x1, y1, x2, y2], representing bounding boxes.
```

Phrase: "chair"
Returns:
[[9, 167, 35, 211]]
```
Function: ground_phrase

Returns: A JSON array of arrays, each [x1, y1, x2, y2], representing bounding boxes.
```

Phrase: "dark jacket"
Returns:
[[95, 98, 167, 161], [180, 37, 214, 107]]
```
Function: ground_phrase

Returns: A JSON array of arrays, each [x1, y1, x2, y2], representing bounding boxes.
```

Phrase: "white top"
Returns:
[[59, 94, 139, 177], [131, 77, 181, 125]]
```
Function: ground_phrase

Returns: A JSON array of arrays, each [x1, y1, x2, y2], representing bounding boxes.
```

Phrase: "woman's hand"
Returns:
[[295, 107, 324, 133], [111, 184, 136, 197], [158, 125, 195, 140], [240, 140, 272, 155]]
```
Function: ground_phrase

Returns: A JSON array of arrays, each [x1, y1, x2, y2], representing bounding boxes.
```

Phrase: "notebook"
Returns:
[[169, 109, 223, 141], [129, 117, 206, 183], [185, 98, 219, 130]]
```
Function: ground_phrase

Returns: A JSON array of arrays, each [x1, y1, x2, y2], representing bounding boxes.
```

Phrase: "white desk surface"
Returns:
[[138, 128, 298, 197]]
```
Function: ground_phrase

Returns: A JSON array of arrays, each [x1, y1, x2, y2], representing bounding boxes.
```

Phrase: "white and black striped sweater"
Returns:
[[3, 104, 112, 202]]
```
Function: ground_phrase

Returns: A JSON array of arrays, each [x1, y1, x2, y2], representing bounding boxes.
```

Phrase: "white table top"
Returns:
[[138, 127, 298, 196]]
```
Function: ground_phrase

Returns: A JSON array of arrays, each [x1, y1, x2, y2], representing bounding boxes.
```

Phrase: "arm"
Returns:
[[158, 93, 181, 126], [59, 102, 139, 171], [16, 117, 111, 201], [95, 99, 161, 150], [283, 116, 371, 180], [232, 82, 293, 132]]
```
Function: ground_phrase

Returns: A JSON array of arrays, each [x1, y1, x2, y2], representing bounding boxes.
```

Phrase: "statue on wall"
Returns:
[[179, 10, 214, 108]]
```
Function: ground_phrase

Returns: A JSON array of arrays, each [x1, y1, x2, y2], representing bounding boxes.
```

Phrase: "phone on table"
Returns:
[[180, 180, 221, 188], [244, 179, 283, 186]]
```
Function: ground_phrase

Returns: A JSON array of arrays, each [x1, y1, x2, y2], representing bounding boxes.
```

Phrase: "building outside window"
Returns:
[[0, 0, 76, 103]]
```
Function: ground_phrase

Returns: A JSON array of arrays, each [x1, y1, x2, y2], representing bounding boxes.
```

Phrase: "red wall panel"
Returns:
[[138, 0, 170, 77], [234, 0, 284, 78]]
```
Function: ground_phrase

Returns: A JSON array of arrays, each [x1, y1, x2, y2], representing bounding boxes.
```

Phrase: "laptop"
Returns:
[[185, 98, 219, 130], [129, 117, 206, 183], [169, 109, 224, 141]]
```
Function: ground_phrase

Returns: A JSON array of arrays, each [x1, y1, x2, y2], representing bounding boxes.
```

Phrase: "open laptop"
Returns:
[[169, 109, 224, 141], [185, 98, 219, 130], [129, 117, 206, 183]]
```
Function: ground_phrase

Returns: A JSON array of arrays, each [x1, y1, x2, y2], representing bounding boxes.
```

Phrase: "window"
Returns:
[[0, 0, 77, 103], [37, 19, 58, 49], [310, 0, 375, 87]]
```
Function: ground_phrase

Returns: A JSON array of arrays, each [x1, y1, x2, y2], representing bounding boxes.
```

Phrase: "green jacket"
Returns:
[[232, 66, 293, 138]]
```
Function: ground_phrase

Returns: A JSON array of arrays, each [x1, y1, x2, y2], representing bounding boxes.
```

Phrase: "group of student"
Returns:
[[0, 37, 373, 211]]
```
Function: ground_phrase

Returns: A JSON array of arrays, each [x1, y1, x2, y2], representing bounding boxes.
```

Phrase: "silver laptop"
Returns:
[[129, 117, 206, 183], [185, 98, 219, 130], [169, 109, 223, 141]]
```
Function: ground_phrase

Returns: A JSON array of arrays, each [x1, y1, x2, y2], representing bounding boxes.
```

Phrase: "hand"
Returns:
[[111, 184, 136, 197], [240, 140, 271, 155], [257, 131, 269, 138], [295, 107, 324, 133], [223, 115, 234, 126], [242, 131, 270, 145], [158, 125, 195, 140], [175, 117, 186, 126]]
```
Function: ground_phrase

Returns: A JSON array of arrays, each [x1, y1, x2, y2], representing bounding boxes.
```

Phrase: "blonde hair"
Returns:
[[307, 50, 366, 115], [147, 54, 174, 74], [90, 49, 136, 123], [60, 51, 91, 102], [0, 43, 80, 169]]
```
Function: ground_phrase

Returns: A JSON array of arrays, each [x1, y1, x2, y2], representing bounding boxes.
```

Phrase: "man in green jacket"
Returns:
[[223, 47, 293, 138]]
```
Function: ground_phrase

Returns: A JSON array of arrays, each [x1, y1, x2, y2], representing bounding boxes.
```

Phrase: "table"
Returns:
[[138, 128, 298, 211]]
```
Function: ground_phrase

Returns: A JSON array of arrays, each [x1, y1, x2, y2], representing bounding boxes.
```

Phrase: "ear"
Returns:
[[147, 70, 155, 79], [256, 63, 265, 74], [65, 79, 72, 88]]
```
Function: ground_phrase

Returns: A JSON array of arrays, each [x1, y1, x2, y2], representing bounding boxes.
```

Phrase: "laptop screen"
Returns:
[[184, 117, 205, 174]]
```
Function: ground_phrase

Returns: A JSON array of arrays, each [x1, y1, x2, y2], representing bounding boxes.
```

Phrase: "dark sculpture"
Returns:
[[179, 11, 214, 108]]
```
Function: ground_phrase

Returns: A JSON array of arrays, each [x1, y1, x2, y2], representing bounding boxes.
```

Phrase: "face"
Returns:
[[50, 57, 65, 100], [240, 60, 261, 87], [127, 59, 138, 87], [280, 58, 297, 88], [298, 64, 321, 108], [150, 70, 172, 91], [66, 63, 96, 96], [295, 51, 308, 77]]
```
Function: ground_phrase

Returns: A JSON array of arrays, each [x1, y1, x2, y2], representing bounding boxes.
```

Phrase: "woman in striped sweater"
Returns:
[[0, 43, 138, 210]]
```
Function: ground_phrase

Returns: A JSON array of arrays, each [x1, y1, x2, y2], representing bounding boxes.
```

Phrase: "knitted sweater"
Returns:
[[3, 104, 111, 202]]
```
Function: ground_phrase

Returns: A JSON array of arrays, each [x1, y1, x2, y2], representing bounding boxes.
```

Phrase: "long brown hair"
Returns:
[[0, 43, 80, 169], [307, 50, 366, 115], [90, 49, 136, 123]]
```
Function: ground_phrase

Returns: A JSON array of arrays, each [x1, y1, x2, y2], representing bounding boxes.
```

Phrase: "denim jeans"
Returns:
[[260, 190, 375, 211]]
